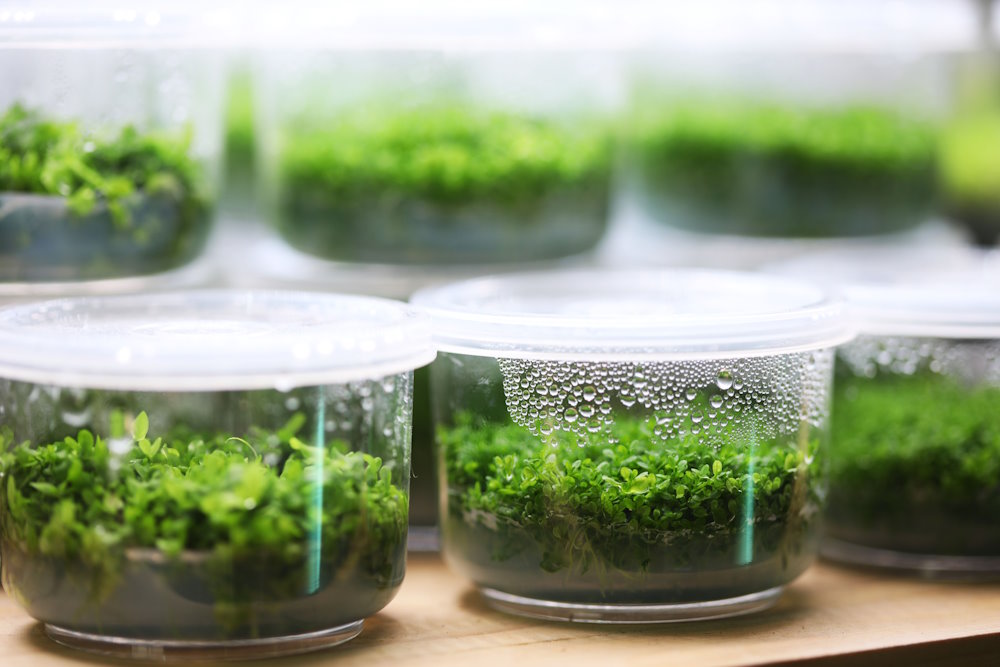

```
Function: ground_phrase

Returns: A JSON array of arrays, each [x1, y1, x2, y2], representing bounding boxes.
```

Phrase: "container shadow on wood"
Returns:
[[456, 584, 815, 639], [19, 615, 404, 667]]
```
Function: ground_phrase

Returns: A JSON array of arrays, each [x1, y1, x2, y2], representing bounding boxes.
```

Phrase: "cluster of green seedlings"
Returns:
[[440, 411, 820, 577], [0, 411, 409, 614], [0, 103, 211, 265], [828, 371, 1000, 552], [634, 101, 937, 172], [631, 99, 938, 236], [279, 103, 611, 216]]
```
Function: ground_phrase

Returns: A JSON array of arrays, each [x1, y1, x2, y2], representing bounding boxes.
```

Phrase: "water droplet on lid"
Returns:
[[716, 370, 734, 390]]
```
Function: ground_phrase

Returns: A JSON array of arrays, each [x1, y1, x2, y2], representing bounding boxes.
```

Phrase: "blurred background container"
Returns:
[[248, 1, 623, 269], [603, 0, 991, 271], [0, 3, 226, 295]]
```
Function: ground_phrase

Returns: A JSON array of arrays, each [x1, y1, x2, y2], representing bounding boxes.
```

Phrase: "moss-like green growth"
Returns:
[[631, 99, 939, 237], [828, 372, 1000, 555], [439, 412, 821, 600], [277, 103, 612, 263], [0, 103, 213, 281], [0, 412, 407, 639]]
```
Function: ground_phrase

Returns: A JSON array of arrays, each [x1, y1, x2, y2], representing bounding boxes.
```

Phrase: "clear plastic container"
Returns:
[[0, 290, 433, 659], [412, 269, 850, 622], [0, 5, 225, 287], [768, 249, 1000, 576], [626, 2, 970, 238], [252, 3, 621, 265]]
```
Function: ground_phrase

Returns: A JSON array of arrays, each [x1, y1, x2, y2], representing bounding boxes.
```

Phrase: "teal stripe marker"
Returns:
[[308, 387, 325, 594], [739, 444, 755, 566]]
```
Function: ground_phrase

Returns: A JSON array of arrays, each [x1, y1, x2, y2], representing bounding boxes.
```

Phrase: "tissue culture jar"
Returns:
[[433, 350, 833, 619], [826, 336, 1000, 571]]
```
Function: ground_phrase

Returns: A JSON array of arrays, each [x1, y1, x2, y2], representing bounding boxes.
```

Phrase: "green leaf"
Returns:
[[132, 412, 149, 441], [30, 482, 60, 496]]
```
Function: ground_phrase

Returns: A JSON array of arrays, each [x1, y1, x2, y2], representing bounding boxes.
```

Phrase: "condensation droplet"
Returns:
[[716, 370, 734, 390]]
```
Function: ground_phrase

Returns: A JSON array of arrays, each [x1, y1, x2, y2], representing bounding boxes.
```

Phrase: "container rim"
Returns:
[[0, 289, 435, 391], [765, 249, 1000, 339], [0, 3, 235, 49], [410, 269, 853, 361], [843, 282, 1000, 338]]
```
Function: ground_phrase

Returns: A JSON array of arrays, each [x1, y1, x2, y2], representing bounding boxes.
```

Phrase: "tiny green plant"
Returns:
[[0, 103, 213, 280], [828, 371, 1000, 555], [276, 103, 612, 263], [440, 411, 821, 593], [630, 98, 939, 237], [0, 411, 408, 636]]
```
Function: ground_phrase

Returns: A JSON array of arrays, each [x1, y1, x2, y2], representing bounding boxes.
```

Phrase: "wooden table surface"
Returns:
[[3, 554, 1000, 666]]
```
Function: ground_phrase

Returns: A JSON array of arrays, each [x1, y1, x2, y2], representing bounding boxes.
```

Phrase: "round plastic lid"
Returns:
[[411, 269, 850, 361], [646, 0, 976, 53], [250, 0, 635, 50], [766, 248, 1000, 338], [0, 2, 233, 47], [0, 290, 434, 391]]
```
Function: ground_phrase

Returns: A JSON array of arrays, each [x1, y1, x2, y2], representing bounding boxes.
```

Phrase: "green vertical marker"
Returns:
[[739, 447, 756, 566], [308, 387, 325, 594]]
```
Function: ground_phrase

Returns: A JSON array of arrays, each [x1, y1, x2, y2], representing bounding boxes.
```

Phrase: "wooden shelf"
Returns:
[[3, 554, 1000, 666]]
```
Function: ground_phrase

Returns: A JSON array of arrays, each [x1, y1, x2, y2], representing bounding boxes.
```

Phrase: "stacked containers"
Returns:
[[0, 291, 433, 658], [413, 269, 851, 621]]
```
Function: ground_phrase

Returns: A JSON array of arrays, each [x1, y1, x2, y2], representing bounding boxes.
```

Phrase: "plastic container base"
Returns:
[[478, 586, 783, 624], [44, 619, 364, 662], [407, 525, 441, 552], [822, 538, 1000, 581]]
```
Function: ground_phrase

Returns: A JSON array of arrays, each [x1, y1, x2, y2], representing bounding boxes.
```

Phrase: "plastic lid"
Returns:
[[766, 248, 1000, 338], [0, 2, 234, 48], [250, 0, 636, 50], [644, 0, 978, 53], [411, 269, 850, 361], [0, 290, 434, 390]]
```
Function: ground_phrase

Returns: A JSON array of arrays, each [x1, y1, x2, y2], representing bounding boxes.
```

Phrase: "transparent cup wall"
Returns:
[[627, 52, 950, 238], [255, 49, 618, 265], [432, 348, 833, 619], [409, 365, 438, 539], [0, 46, 224, 283], [825, 335, 1000, 572], [0, 375, 412, 648]]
